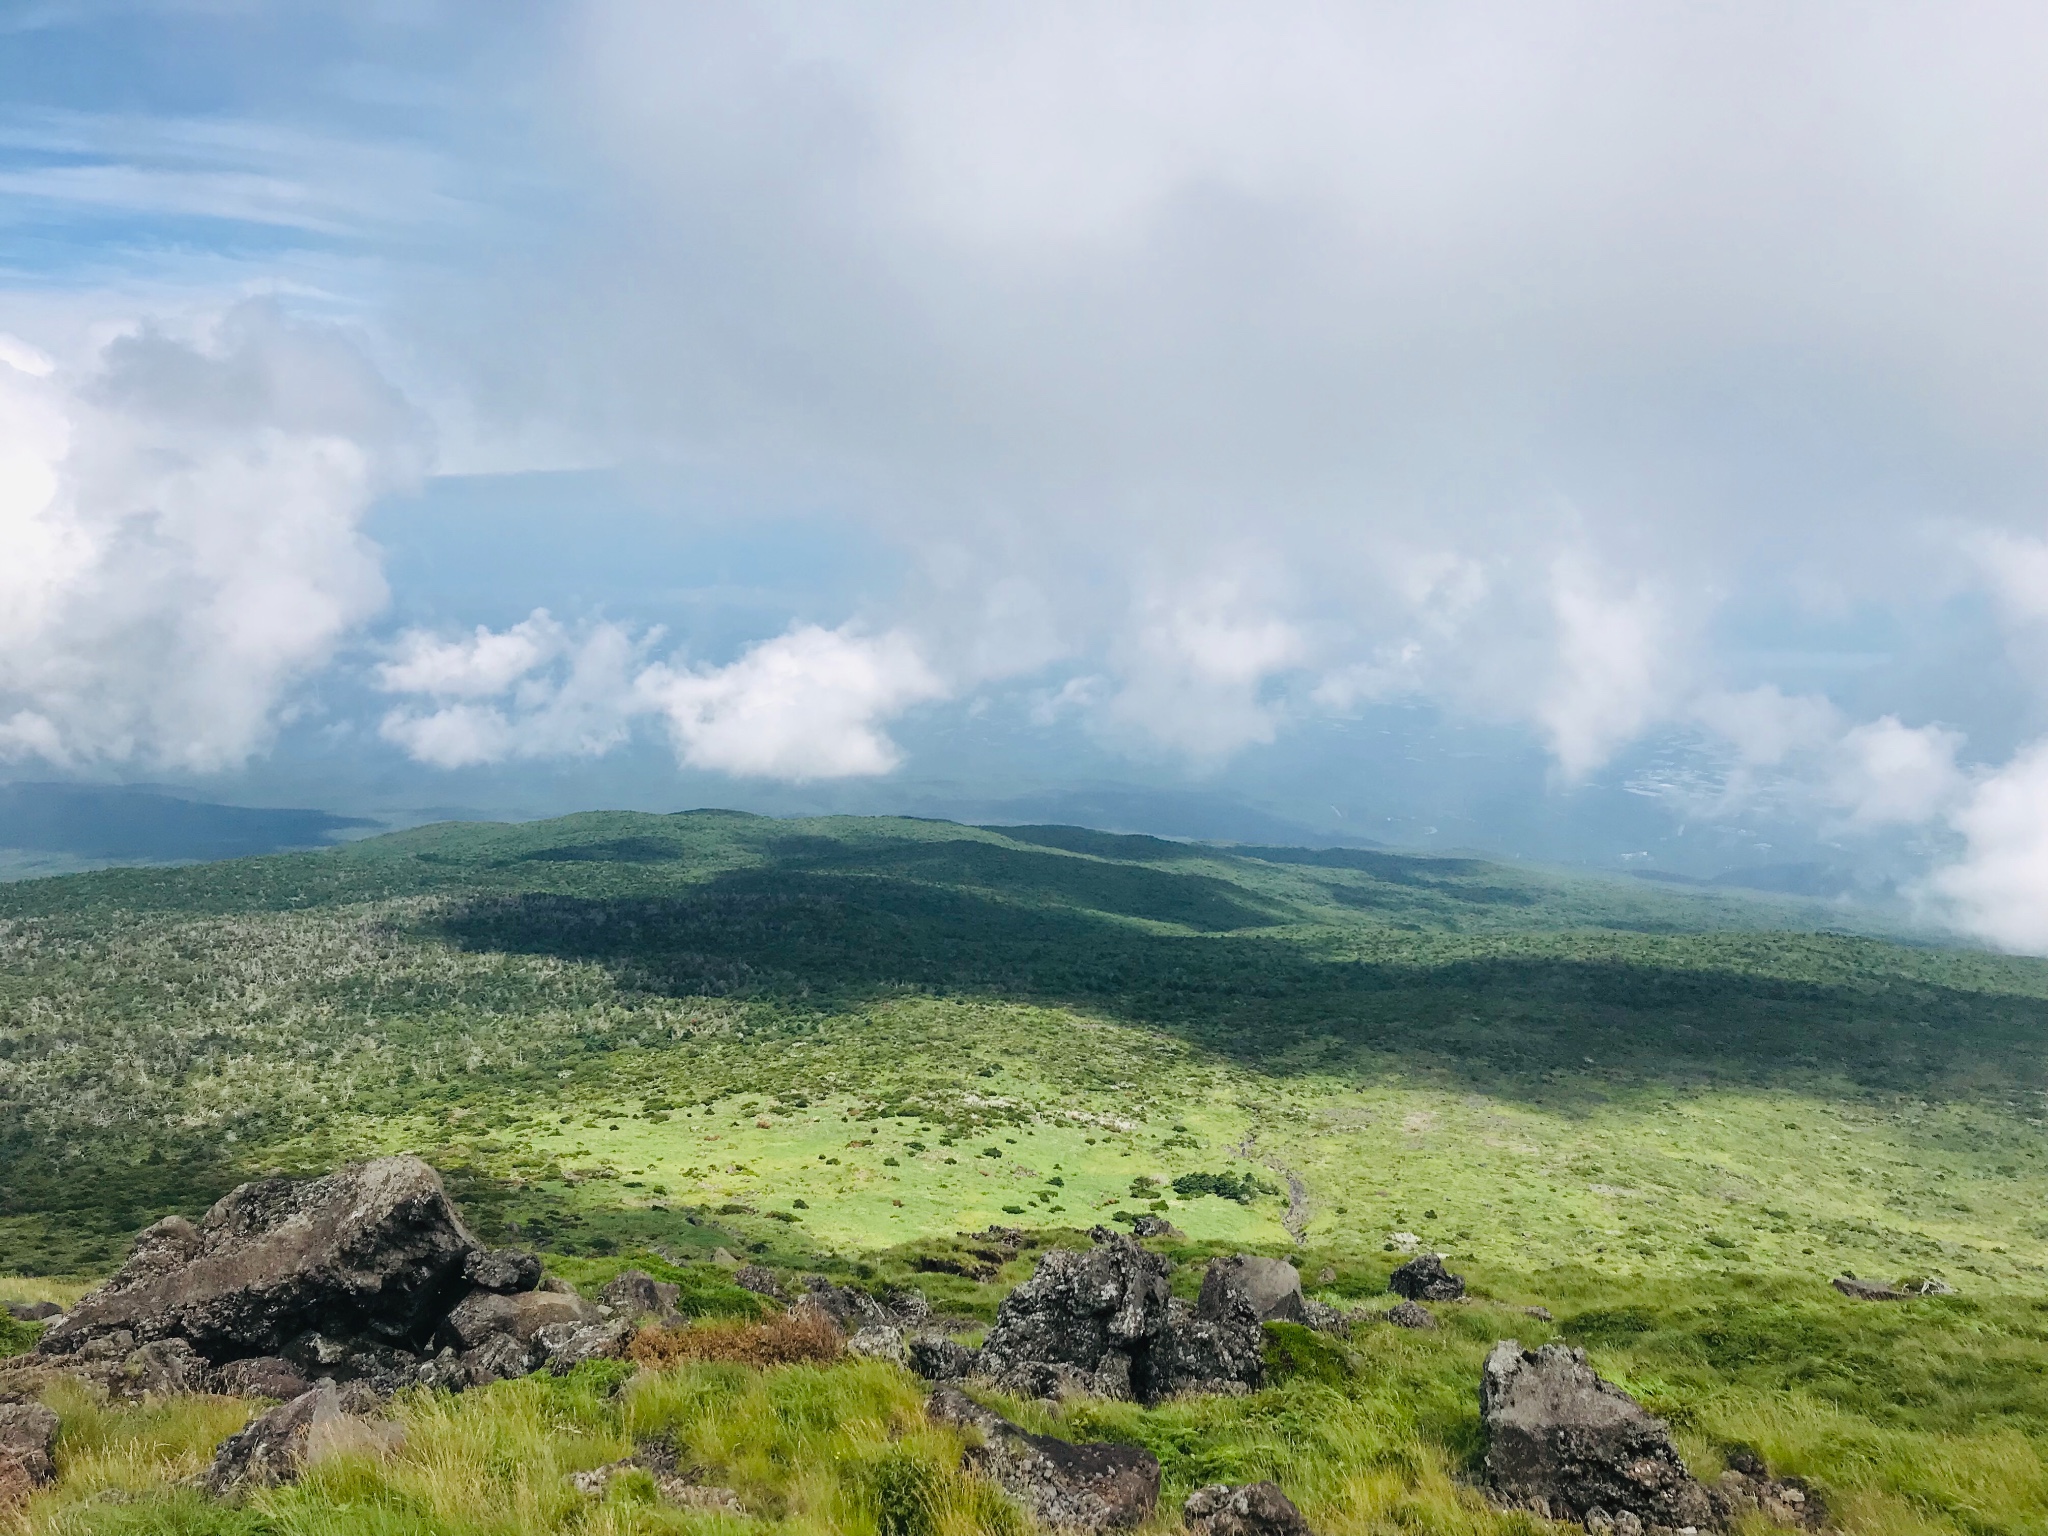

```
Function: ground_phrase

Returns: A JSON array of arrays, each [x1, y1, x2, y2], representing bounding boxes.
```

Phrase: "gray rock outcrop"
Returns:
[[1388, 1253, 1464, 1302], [929, 1385, 1160, 1531], [1151, 1259, 1265, 1398], [207, 1392, 403, 1499], [4, 1302, 60, 1323], [1831, 1276, 1904, 1301], [1183, 1482, 1315, 1536], [462, 1249, 542, 1294], [597, 1270, 681, 1322], [1386, 1300, 1436, 1330], [975, 1229, 1172, 1402], [1479, 1341, 1713, 1529], [0, 1402, 59, 1489], [908, 1333, 980, 1381], [41, 1157, 480, 1366], [1205, 1256, 1306, 1324]]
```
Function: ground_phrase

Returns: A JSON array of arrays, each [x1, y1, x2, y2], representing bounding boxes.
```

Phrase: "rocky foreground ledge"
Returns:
[[0, 1156, 1830, 1532]]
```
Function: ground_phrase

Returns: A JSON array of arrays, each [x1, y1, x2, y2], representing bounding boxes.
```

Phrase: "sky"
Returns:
[[3, 2, 2048, 945]]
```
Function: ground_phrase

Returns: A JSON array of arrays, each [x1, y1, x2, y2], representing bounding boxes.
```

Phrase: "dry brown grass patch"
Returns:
[[627, 1312, 844, 1369]]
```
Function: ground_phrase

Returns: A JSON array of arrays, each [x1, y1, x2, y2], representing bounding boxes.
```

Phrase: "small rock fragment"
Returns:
[[1386, 1300, 1436, 1330], [1182, 1481, 1315, 1536], [1831, 1276, 1905, 1301], [929, 1385, 1160, 1531]]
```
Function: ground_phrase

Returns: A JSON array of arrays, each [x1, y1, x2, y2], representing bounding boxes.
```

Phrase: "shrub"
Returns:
[[628, 1312, 844, 1369], [1171, 1170, 1277, 1204]]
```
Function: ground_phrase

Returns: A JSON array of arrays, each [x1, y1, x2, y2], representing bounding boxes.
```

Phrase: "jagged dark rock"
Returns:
[[1480, 1341, 1713, 1529], [1182, 1481, 1316, 1536], [1150, 1259, 1265, 1398], [205, 1384, 341, 1495], [1388, 1253, 1464, 1302], [0, 1402, 59, 1488], [928, 1385, 1161, 1531], [596, 1270, 681, 1322], [216, 1356, 313, 1400], [40, 1157, 480, 1368], [908, 1333, 980, 1381], [1386, 1300, 1436, 1330], [975, 1230, 1172, 1402], [734, 1264, 786, 1300], [462, 1249, 542, 1295]]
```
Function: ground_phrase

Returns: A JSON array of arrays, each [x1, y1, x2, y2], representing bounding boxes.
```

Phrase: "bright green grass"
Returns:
[[15, 1275, 2048, 1536], [3, 811, 2046, 1532]]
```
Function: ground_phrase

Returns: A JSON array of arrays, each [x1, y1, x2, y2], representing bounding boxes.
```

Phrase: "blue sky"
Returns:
[[4, 2, 2048, 943]]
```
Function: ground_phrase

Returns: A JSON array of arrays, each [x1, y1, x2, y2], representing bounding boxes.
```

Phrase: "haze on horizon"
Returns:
[[3, 2, 2048, 945]]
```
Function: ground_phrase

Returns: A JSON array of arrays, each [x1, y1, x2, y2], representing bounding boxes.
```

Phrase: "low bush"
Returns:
[[627, 1312, 844, 1369]]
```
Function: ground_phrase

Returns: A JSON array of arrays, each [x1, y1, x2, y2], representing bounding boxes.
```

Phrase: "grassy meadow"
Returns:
[[2, 811, 2046, 1533]]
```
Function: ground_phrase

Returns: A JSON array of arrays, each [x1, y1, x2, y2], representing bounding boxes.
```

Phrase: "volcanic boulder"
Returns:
[[1205, 1256, 1306, 1324], [1388, 1253, 1464, 1302], [1150, 1258, 1266, 1398], [929, 1385, 1161, 1531], [1479, 1341, 1713, 1529], [975, 1229, 1172, 1401], [40, 1157, 480, 1366], [1182, 1482, 1316, 1536], [0, 1403, 59, 1489]]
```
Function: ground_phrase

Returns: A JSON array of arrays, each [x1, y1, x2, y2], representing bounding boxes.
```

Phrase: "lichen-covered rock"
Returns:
[[1151, 1260, 1265, 1398], [113, 1337, 214, 1398], [1205, 1257, 1306, 1324], [41, 1157, 480, 1366], [1480, 1341, 1713, 1529], [734, 1264, 786, 1300], [794, 1278, 894, 1333], [1386, 1300, 1435, 1330], [929, 1386, 1160, 1531], [205, 1384, 340, 1495], [538, 1317, 635, 1374], [1183, 1482, 1315, 1536], [908, 1333, 979, 1381], [847, 1325, 908, 1365], [597, 1270, 681, 1322], [1388, 1253, 1464, 1302], [975, 1230, 1171, 1402], [0, 1402, 59, 1488], [462, 1249, 542, 1295]]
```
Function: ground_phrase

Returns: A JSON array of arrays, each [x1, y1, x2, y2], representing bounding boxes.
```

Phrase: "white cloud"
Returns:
[[1536, 556, 1673, 781], [377, 611, 567, 698], [1933, 739, 2048, 952], [376, 613, 945, 781], [1102, 581, 1307, 757], [1829, 716, 1966, 827], [0, 300, 416, 772], [637, 625, 944, 779]]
